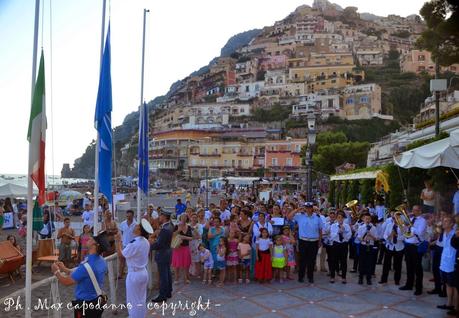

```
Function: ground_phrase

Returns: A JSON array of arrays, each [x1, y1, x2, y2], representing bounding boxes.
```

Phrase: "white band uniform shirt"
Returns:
[[357, 223, 378, 246], [122, 236, 151, 318], [330, 223, 352, 244], [404, 216, 427, 245], [322, 218, 334, 246], [383, 222, 404, 252]]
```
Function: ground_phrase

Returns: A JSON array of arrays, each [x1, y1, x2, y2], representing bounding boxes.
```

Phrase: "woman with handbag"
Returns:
[[52, 231, 110, 318], [171, 214, 193, 284]]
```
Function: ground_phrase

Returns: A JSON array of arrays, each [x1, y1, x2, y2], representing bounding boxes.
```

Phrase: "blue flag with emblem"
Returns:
[[94, 25, 112, 203], [138, 102, 149, 194]]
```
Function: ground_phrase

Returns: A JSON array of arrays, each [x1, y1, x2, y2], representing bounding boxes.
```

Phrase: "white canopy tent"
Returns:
[[0, 183, 37, 198], [394, 129, 459, 169]]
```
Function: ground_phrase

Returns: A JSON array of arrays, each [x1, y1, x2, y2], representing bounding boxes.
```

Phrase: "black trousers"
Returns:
[[359, 244, 374, 281], [330, 242, 348, 279], [157, 261, 172, 299], [432, 245, 444, 292], [298, 240, 319, 281], [404, 243, 424, 292], [371, 245, 379, 275], [325, 244, 334, 272], [380, 248, 403, 283], [352, 242, 360, 271], [377, 242, 386, 264]]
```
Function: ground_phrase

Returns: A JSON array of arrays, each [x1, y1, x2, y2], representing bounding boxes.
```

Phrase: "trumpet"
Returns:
[[394, 204, 413, 238], [345, 200, 359, 219]]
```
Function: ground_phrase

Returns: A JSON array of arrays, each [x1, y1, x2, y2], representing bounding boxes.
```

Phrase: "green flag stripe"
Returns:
[[27, 51, 45, 141]]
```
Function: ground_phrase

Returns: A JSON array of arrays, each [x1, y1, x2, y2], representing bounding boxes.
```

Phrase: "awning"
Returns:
[[394, 129, 459, 169], [330, 170, 380, 181], [0, 183, 38, 198]]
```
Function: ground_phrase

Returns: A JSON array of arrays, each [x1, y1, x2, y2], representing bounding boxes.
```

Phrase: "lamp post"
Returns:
[[306, 114, 317, 202]]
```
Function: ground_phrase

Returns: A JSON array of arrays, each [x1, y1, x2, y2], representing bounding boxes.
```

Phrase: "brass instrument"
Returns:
[[345, 200, 359, 219], [394, 204, 413, 238]]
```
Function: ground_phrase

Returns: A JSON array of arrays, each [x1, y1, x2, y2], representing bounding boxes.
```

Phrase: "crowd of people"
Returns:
[[47, 179, 459, 317]]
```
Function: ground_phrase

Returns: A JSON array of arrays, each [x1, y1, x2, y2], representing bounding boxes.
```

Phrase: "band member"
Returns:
[[150, 210, 174, 302], [428, 213, 446, 296], [115, 219, 153, 318], [437, 216, 457, 315], [357, 212, 378, 285], [287, 202, 322, 284], [379, 211, 404, 285], [329, 210, 352, 283], [350, 214, 364, 273], [399, 205, 427, 296], [322, 210, 336, 274]]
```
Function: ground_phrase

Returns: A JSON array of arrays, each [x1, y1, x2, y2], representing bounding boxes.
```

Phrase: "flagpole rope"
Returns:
[[41, 0, 45, 48]]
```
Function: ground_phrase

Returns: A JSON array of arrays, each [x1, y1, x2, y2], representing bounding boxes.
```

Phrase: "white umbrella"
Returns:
[[58, 190, 83, 201], [0, 183, 37, 198]]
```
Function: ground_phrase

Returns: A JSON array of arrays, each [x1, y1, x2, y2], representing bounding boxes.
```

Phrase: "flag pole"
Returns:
[[25, 1, 41, 316], [93, 0, 107, 234], [137, 8, 149, 223]]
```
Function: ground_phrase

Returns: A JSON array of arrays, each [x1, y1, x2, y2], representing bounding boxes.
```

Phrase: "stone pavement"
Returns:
[[148, 273, 447, 318]]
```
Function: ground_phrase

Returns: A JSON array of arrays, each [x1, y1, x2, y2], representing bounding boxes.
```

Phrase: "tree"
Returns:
[[316, 131, 347, 145], [313, 141, 370, 175], [328, 181, 336, 206], [417, 0, 459, 66]]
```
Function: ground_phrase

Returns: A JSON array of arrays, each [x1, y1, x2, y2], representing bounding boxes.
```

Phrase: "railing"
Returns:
[[0, 253, 158, 317]]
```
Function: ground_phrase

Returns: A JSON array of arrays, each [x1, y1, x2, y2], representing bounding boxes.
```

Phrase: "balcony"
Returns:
[[198, 153, 221, 157]]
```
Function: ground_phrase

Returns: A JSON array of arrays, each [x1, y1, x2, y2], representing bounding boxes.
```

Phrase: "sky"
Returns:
[[0, 0, 427, 175]]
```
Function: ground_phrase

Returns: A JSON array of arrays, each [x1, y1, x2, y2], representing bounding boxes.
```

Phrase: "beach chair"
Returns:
[[35, 238, 58, 265], [0, 241, 25, 283]]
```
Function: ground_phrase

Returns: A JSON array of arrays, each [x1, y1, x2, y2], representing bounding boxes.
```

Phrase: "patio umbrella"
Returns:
[[58, 190, 83, 201]]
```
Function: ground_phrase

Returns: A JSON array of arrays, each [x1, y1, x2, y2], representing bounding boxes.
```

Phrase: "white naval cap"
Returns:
[[141, 218, 154, 234]]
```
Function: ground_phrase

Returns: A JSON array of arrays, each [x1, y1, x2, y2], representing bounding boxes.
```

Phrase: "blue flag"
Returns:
[[138, 102, 149, 194], [94, 26, 112, 203]]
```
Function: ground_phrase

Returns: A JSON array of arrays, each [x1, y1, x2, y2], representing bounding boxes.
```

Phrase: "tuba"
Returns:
[[394, 204, 413, 238], [345, 200, 359, 219]]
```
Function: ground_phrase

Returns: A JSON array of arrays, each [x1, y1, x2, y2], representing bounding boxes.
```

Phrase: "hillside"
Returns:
[[65, 3, 430, 178]]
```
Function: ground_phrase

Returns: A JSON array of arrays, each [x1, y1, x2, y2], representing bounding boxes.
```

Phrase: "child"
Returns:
[[238, 234, 252, 283], [57, 217, 75, 267], [199, 243, 213, 285], [226, 231, 239, 283], [216, 237, 227, 287], [255, 228, 273, 283], [272, 235, 287, 283], [281, 226, 296, 280], [78, 224, 92, 262]]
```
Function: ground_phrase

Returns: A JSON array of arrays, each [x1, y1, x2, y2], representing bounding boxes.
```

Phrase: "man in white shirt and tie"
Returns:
[[399, 205, 427, 296], [379, 210, 404, 285]]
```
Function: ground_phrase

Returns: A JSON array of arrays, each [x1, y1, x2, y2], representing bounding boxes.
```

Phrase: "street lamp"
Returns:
[[306, 113, 317, 202]]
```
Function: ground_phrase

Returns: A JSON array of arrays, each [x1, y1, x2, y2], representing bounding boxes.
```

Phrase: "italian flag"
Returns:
[[27, 52, 46, 206]]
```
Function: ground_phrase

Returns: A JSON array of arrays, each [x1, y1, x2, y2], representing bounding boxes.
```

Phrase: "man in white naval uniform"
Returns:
[[115, 219, 153, 318]]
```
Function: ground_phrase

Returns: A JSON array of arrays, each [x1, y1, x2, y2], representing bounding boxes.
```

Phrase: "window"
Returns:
[[286, 158, 293, 166], [328, 99, 334, 108], [295, 144, 301, 152], [245, 86, 249, 92], [360, 96, 369, 103], [346, 98, 354, 105], [272, 158, 278, 166], [418, 55, 425, 61]]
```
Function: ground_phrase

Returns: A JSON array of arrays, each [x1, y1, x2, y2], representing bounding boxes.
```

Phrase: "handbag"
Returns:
[[171, 234, 182, 249], [83, 262, 108, 306]]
